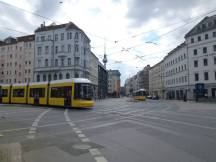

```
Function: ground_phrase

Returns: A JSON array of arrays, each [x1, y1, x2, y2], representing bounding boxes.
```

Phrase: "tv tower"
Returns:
[[102, 37, 108, 69]]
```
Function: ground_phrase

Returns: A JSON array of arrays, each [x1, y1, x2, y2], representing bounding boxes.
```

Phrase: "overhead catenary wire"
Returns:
[[0, 0, 114, 42]]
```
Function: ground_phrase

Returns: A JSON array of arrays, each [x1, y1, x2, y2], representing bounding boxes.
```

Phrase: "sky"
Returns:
[[0, 0, 216, 85]]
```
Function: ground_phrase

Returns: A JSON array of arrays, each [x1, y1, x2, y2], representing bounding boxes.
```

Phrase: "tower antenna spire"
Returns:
[[102, 37, 108, 69]]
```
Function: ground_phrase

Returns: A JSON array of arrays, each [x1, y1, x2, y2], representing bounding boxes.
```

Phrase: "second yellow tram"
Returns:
[[133, 89, 146, 101]]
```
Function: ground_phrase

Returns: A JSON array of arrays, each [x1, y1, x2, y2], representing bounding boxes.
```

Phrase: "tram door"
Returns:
[[0, 87, 2, 103], [34, 92, 39, 105], [64, 87, 72, 107]]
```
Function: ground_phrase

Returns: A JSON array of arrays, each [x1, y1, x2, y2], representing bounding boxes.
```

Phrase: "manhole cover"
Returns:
[[72, 144, 91, 150]]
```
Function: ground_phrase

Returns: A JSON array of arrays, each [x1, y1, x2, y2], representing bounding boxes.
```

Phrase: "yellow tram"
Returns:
[[133, 89, 146, 101], [0, 78, 94, 108]]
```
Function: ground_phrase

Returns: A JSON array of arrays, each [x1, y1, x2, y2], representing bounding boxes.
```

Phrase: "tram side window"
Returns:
[[30, 88, 45, 97], [2, 89, 8, 97], [50, 86, 72, 98], [13, 89, 25, 97]]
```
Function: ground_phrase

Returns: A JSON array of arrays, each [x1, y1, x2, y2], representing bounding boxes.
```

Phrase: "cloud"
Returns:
[[35, 0, 61, 21], [126, 0, 216, 27]]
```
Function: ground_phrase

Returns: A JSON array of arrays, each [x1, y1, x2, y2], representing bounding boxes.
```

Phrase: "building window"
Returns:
[[205, 34, 208, 40], [55, 59, 58, 66], [61, 45, 64, 52], [68, 58, 71, 66], [213, 45, 216, 51], [195, 73, 199, 81], [214, 57, 216, 64], [203, 47, 207, 54], [61, 33, 64, 40], [75, 32, 79, 39], [66, 73, 70, 79], [45, 59, 49, 67], [191, 38, 194, 43], [204, 72, 209, 81], [41, 36, 45, 41], [38, 59, 41, 67], [193, 49, 197, 55], [43, 74, 46, 81], [198, 36, 201, 42], [54, 74, 57, 80], [68, 44, 71, 52], [75, 72, 79, 78], [59, 73, 63, 80], [203, 58, 208, 66], [45, 46, 49, 54], [55, 34, 58, 41], [84, 60, 86, 68], [75, 57, 79, 65], [48, 35, 51, 40], [213, 32, 216, 38], [55, 46, 58, 54], [75, 44, 79, 52], [37, 75, 40, 82], [37, 47, 42, 55], [215, 72, 216, 80], [61, 58, 64, 66], [48, 74, 52, 81]]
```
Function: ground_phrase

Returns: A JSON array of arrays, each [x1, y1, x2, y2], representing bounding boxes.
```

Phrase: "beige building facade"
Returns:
[[108, 70, 121, 97], [149, 60, 165, 98], [0, 35, 35, 84]]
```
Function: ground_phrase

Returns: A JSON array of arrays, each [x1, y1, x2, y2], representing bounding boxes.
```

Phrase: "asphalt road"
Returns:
[[0, 98, 216, 162]]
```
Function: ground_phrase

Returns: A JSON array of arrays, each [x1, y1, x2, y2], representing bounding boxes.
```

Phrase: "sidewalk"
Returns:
[[165, 100, 216, 110]]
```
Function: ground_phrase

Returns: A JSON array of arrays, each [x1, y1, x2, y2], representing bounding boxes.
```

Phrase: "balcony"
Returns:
[[57, 51, 68, 57]]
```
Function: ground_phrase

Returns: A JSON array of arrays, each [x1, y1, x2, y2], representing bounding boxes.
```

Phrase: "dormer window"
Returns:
[[202, 24, 206, 30], [208, 22, 212, 27]]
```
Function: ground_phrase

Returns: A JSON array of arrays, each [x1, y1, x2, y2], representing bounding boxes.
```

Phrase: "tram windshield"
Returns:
[[74, 83, 93, 100]]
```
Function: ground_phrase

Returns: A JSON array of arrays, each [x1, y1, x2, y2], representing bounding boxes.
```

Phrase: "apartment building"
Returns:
[[149, 60, 165, 98], [0, 35, 35, 84], [108, 70, 121, 97], [34, 22, 91, 82], [163, 43, 188, 99], [185, 15, 216, 99]]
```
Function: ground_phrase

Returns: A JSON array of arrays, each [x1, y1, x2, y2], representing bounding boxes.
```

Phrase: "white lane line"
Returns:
[[0, 133, 4, 137], [81, 138, 90, 142], [94, 156, 108, 162], [89, 148, 101, 156], [64, 109, 109, 162], [27, 109, 51, 139], [75, 130, 82, 134], [141, 116, 216, 130], [78, 134, 86, 138]]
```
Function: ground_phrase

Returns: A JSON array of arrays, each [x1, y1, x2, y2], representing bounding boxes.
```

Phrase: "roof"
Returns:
[[0, 84, 11, 87], [50, 78, 92, 84], [12, 83, 28, 87], [164, 42, 186, 59], [185, 15, 216, 38], [29, 81, 49, 86], [35, 22, 90, 41], [17, 34, 35, 42], [0, 34, 35, 46]]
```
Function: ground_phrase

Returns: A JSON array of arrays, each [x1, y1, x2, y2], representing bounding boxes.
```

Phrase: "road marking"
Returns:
[[75, 130, 82, 134], [0, 133, 4, 137], [81, 138, 90, 142], [78, 134, 86, 138], [94, 156, 108, 162], [26, 109, 51, 139], [89, 148, 101, 156], [141, 116, 216, 130], [64, 109, 109, 162]]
